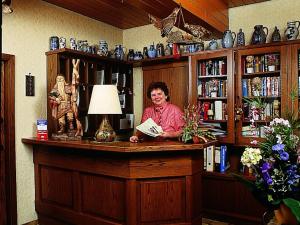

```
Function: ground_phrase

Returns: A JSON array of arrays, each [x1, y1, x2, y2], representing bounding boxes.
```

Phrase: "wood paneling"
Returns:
[[139, 178, 186, 222], [40, 166, 73, 207], [143, 61, 189, 110], [25, 141, 209, 225], [202, 173, 266, 224], [222, 0, 270, 8], [81, 174, 125, 220], [0, 54, 16, 225]]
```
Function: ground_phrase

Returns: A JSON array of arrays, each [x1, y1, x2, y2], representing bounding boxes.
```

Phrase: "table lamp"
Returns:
[[88, 85, 122, 142]]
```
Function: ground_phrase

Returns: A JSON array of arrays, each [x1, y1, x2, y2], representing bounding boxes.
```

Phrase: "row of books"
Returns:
[[242, 125, 266, 138], [243, 53, 280, 73], [243, 101, 280, 120], [242, 77, 280, 97], [198, 80, 227, 98], [199, 101, 228, 121], [204, 145, 230, 172], [198, 59, 227, 76]]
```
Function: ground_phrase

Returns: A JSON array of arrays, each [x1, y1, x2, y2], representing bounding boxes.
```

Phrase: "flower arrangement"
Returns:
[[238, 117, 300, 223], [181, 104, 215, 143]]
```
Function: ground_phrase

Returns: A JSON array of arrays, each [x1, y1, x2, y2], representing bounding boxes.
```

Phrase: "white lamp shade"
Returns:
[[88, 85, 122, 114]]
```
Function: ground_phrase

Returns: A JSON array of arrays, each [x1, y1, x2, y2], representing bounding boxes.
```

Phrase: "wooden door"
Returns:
[[142, 61, 189, 110], [0, 54, 16, 225]]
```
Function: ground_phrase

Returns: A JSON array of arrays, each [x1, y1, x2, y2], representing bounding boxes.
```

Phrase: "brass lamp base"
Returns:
[[95, 115, 116, 142]]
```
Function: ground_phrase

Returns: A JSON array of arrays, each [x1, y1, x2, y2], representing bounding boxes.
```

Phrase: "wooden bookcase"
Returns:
[[46, 48, 133, 138], [190, 49, 235, 144], [235, 45, 288, 146]]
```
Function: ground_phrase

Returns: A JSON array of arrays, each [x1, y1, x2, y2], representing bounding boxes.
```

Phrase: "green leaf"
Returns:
[[283, 198, 300, 222]]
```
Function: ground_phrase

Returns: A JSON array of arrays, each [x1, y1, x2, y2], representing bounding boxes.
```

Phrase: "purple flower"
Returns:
[[262, 172, 273, 185], [272, 144, 285, 151], [279, 151, 289, 161], [261, 162, 271, 172]]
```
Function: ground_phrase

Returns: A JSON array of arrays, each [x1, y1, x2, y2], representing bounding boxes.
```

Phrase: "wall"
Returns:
[[229, 0, 300, 44], [2, 0, 122, 224]]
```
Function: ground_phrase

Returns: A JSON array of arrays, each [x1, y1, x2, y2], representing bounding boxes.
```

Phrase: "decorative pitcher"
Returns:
[[284, 21, 300, 40], [98, 40, 108, 56], [148, 44, 156, 58], [222, 30, 236, 48], [251, 25, 268, 45], [114, 44, 126, 60], [208, 39, 218, 50]]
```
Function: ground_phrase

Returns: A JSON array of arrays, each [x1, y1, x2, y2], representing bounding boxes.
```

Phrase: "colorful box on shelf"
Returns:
[[37, 119, 48, 140]]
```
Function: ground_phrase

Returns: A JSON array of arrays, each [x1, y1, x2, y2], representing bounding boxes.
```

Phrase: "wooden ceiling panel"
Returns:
[[222, 0, 270, 8], [43, 0, 269, 38]]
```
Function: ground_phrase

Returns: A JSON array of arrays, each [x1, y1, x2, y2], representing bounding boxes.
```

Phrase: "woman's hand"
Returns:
[[129, 135, 139, 143], [159, 130, 182, 139]]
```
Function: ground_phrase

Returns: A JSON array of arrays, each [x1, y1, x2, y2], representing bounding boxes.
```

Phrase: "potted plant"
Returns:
[[181, 104, 216, 143], [233, 94, 300, 224]]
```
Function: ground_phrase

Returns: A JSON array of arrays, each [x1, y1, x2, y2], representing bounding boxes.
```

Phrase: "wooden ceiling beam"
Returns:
[[173, 0, 228, 32]]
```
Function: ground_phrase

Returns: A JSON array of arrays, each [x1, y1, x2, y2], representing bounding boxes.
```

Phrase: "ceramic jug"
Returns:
[[222, 30, 236, 48], [114, 44, 126, 60], [271, 26, 281, 42], [143, 47, 148, 58], [127, 49, 134, 61], [164, 43, 172, 56], [156, 43, 165, 57], [251, 25, 268, 45], [236, 28, 245, 47], [284, 21, 300, 40], [208, 39, 218, 50], [148, 44, 156, 58], [99, 40, 108, 56]]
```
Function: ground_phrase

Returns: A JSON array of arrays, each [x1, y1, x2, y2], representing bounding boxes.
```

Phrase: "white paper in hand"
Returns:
[[136, 118, 163, 137]]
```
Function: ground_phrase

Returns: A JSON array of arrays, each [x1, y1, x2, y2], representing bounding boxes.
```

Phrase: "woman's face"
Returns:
[[150, 88, 167, 106]]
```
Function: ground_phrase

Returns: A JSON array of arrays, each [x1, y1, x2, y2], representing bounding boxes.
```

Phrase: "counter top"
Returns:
[[22, 138, 217, 153]]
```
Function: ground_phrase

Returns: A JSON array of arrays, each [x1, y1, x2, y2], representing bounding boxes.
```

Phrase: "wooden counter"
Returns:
[[22, 138, 216, 225]]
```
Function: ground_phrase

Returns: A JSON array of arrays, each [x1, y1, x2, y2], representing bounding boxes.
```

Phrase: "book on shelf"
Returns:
[[205, 145, 230, 172], [136, 118, 163, 137], [206, 145, 215, 172], [198, 59, 227, 76]]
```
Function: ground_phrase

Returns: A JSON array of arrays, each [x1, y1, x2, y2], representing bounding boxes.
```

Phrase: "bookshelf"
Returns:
[[236, 45, 288, 146], [46, 48, 134, 138], [190, 50, 235, 144]]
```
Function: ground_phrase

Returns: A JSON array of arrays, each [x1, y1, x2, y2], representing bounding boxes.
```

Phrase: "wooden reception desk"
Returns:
[[22, 138, 216, 225]]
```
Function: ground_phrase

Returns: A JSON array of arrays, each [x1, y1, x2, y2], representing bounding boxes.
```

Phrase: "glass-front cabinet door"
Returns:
[[236, 45, 288, 146], [190, 50, 235, 144]]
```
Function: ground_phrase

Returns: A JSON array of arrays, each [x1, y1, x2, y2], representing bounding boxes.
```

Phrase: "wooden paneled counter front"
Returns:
[[22, 138, 217, 225]]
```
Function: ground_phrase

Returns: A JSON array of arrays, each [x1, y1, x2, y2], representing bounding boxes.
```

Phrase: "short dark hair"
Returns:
[[147, 82, 169, 101]]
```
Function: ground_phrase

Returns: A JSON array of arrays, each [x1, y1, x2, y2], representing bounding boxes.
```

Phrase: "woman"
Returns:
[[130, 82, 184, 143]]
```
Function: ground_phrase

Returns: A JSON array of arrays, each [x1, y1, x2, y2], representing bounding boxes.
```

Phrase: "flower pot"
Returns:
[[268, 65, 276, 71], [274, 203, 298, 225], [246, 67, 254, 74]]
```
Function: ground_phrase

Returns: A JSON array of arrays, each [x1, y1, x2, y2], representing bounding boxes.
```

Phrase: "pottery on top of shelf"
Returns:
[[251, 25, 268, 45], [271, 26, 281, 42], [237, 28, 245, 47], [222, 30, 236, 48], [284, 21, 300, 40]]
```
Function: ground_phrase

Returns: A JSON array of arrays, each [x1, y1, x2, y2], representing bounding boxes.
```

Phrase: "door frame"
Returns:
[[1, 53, 17, 225]]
